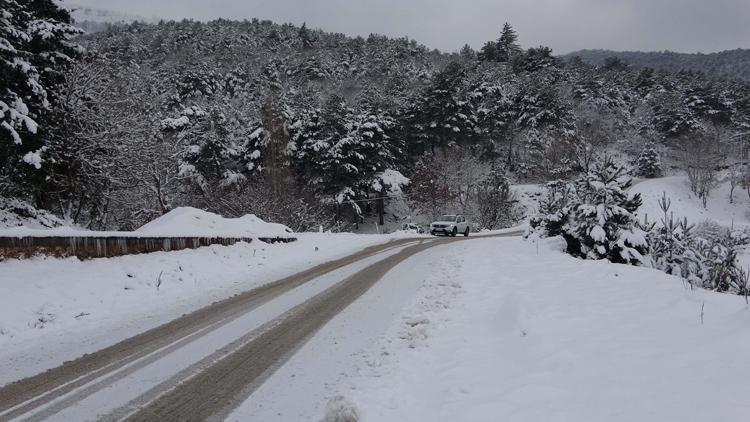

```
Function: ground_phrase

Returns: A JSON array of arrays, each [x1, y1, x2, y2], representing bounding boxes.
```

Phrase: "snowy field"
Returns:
[[229, 236, 750, 421], [0, 232, 407, 384]]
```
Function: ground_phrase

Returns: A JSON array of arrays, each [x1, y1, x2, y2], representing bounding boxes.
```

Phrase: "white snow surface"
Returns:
[[0, 232, 405, 385], [0, 198, 63, 230], [632, 174, 750, 229], [134, 207, 292, 237], [229, 236, 750, 422], [0, 207, 292, 238]]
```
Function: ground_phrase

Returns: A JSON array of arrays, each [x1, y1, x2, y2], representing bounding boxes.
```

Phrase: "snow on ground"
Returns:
[[0, 232, 406, 385], [0, 207, 292, 238], [0, 198, 63, 230], [632, 174, 750, 229], [350, 237, 750, 421], [229, 235, 750, 421], [512, 183, 546, 218], [135, 207, 292, 237]]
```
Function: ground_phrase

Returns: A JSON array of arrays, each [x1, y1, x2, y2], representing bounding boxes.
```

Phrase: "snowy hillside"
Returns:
[[632, 175, 750, 229]]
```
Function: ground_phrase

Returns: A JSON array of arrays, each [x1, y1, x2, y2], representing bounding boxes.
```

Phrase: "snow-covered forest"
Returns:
[[2, 0, 750, 235]]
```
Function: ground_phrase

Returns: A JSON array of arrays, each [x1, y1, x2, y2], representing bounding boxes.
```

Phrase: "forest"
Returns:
[[2, 0, 750, 233]]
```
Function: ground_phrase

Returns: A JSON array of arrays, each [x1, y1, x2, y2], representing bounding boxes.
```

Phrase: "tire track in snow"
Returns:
[[0, 238, 421, 421]]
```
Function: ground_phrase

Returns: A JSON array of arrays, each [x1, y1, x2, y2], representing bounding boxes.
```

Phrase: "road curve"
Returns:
[[0, 231, 520, 421]]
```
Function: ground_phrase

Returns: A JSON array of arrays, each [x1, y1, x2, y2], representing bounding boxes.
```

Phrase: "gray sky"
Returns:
[[66, 0, 750, 54]]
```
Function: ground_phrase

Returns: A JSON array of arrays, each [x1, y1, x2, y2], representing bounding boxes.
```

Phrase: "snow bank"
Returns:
[[135, 207, 292, 237], [0, 207, 293, 238]]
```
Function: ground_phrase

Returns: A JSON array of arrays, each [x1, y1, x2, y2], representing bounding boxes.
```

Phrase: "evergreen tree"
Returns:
[[478, 40, 498, 62], [532, 158, 649, 265], [496, 22, 521, 63], [406, 62, 477, 155], [298, 22, 315, 49], [636, 145, 662, 178], [0, 0, 81, 197], [514, 46, 556, 73]]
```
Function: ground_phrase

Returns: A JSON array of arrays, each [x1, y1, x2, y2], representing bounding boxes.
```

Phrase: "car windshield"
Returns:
[[438, 215, 457, 222]]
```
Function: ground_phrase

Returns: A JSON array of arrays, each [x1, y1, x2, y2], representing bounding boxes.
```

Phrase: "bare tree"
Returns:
[[678, 122, 728, 208]]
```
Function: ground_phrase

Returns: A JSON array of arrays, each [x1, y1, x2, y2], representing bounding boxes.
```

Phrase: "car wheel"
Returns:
[[464, 227, 469, 237], [451, 227, 457, 237]]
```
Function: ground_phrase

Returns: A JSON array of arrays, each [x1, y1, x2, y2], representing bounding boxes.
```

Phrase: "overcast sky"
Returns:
[[66, 0, 750, 54]]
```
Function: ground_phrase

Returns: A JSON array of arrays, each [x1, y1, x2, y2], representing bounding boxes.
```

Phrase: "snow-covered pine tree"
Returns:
[[161, 106, 244, 191], [532, 157, 648, 265], [636, 145, 662, 178], [567, 157, 648, 264], [0, 0, 81, 196], [405, 62, 477, 156]]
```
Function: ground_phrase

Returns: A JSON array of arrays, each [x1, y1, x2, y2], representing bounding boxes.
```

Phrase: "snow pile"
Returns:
[[135, 207, 292, 237], [0, 207, 293, 239], [0, 198, 64, 230]]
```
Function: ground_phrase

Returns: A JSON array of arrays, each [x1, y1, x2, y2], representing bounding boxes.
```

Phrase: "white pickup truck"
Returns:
[[430, 214, 470, 237]]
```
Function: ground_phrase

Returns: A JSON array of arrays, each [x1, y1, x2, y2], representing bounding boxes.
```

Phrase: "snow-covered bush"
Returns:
[[635, 145, 662, 178], [530, 157, 648, 265], [646, 193, 749, 295], [0, 197, 64, 229]]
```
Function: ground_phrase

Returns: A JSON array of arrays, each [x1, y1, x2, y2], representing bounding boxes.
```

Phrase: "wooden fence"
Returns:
[[0, 236, 297, 260]]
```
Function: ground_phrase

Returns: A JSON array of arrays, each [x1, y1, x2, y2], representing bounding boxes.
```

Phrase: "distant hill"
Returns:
[[61, 3, 157, 33], [564, 49, 750, 82]]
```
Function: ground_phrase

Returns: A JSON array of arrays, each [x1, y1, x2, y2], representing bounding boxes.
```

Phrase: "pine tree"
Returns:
[[514, 46, 556, 73], [496, 23, 521, 63], [0, 0, 81, 197], [532, 158, 649, 266], [478, 41, 498, 62], [568, 158, 648, 264], [636, 145, 662, 178], [298, 22, 315, 49], [406, 62, 477, 155]]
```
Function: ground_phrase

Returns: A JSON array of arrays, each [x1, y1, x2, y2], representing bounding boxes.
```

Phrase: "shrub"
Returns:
[[531, 157, 648, 265]]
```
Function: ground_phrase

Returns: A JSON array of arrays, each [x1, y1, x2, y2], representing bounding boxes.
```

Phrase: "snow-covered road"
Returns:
[[310, 236, 750, 422], [0, 233, 515, 421], [2, 231, 748, 421], [0, 236, 434, 420]]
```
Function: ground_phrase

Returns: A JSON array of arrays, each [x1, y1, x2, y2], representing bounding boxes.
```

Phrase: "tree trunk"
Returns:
[[377, 196, 385, 226]]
